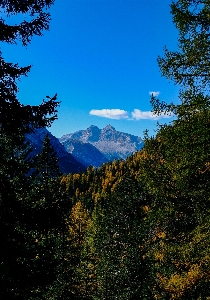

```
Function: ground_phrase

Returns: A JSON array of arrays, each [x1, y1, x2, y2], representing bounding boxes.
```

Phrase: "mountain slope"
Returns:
[[61, 138, 109, 167], [26, 128, 86, 174]]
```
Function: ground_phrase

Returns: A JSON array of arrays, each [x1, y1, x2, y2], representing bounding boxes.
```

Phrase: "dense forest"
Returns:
[[1, 0, 210, 299]]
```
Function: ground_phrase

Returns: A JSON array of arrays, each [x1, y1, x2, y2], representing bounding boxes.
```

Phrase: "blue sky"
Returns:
[[1, 0, 179, 138]]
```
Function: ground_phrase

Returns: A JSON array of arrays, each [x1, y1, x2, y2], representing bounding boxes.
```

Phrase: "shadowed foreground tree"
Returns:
[[0, 1, 64, 299], [0, 0, 59, 137], [26, 134, 70, 299]]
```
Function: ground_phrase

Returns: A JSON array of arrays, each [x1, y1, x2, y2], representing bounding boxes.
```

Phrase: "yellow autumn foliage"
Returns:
[[68, 201, 91, 246], [157, 264, 204, 298], [154, 251, 164, 262]]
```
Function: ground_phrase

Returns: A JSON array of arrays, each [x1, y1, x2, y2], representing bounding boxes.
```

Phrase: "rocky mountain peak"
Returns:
[[60, 125, 144, 163], [86, 125, 101, 142], [88, 125, 100, 130], [103, 124, 116, 131]]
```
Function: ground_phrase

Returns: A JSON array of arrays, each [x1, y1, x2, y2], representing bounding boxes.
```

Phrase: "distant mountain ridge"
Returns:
[[59, 125, 144, 166], [25, 126, 144, 172], [26, 128, 86, 174]]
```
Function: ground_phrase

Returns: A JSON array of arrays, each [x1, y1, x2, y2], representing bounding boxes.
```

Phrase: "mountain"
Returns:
[[26, 128, 86, 174], [59, 125, 144, 164], [60, 138, 109, 167], [25, 126, 144, 171]]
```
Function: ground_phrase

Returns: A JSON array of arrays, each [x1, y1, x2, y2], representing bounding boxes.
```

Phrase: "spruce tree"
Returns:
[[0, 1, 62, 299], [0, 0, 59, 137], [33, 134, 61, 179], [28, 134, 70, 299]]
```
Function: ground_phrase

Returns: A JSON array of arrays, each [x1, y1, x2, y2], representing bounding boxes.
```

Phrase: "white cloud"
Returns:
[[89, 108, 172, 121], [89, 109, 129, 120], [131, 109, 171, 120], [149, 91, 160, 97]]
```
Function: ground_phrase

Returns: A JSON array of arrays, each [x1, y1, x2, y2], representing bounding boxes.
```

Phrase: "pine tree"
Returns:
[[0, 1, 61, 298], [27, 134, 70, 299], [140, 1, 210, 298], [0, 0, 59, 137], [33, 134, 61, 179], [0, 0, 55, 46]]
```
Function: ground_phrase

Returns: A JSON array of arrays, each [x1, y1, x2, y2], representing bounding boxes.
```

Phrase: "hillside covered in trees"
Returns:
[[1, 0, 210, 299]]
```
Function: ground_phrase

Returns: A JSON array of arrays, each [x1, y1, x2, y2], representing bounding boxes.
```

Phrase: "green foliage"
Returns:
[[1, 0, 210, 299], [27, 135, 70, 299], [138, 1, 210, 299], [33, 134, 61, 179], [0, 0, 55, 46], [0, 1, 63, 298], [157, 0, 210, 92], [60, 1, 210, 299], [90, 176, 152, 300]]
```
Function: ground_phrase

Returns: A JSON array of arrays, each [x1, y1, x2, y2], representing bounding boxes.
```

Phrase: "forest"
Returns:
[[1, 0, 210, 299]]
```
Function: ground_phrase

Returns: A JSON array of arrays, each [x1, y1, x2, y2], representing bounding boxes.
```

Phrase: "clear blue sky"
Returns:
[[1, 0, 179, 138]]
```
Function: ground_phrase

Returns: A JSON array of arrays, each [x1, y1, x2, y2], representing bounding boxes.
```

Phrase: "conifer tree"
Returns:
[[0, 0, 59, 137], [157, 0, 210, 94], [33, 133, 61, 179], [92, 176, 152, 300], [149, 0, 210, 224], [27, 134, 70, 299], [0, 1, 61, 298], [140, 1, 210, 298]]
